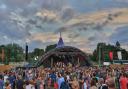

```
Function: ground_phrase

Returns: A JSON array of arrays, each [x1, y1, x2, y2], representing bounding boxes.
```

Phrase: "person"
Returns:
[[26, 81, 35, 89], [5, 81, 11, 89], [4, 73, 8, 83], [57, 73, 65, 89], [71, 76, 79, 89], [83, 79, 88, 89], [0, 76, 4, 89], [35, 77, 41, 89], [98, 78, 108, 89], [8, 73, 16, 89], [49, 71, 56, 82], [16, 76, 24, 89], [54, 80, 58, 89], [106, 78, 116, 89], [90, 79, 97, 89], [40, 77, 45, 89], [119, 73, 127, 89], [47, 77, 52, 89], [60, 76, 70, 89]]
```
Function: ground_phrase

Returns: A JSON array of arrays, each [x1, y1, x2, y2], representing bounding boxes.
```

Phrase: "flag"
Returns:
[[109, 51, 113, 61], [117, 51, 122, 60]]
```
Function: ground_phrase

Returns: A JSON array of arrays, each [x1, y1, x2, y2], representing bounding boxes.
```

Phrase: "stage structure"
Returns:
[[36, 33, 91, 67]]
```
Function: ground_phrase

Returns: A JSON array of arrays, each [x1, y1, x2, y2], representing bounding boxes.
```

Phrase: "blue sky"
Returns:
[[0, 0, 128, 53]]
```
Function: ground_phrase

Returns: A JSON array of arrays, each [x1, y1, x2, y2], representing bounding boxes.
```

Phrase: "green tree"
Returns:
[[28, 48, 44, 63], [6, 43, 24, 62], [45, 44, 57, 52], [116, 41, 120, 48], [33, 48, 44, 56]]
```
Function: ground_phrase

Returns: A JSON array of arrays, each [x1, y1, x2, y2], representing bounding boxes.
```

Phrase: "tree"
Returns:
[[33, 48, 44, 56], [28, 48, 44, 63], [45, 44, 57, 52], [116, 41, 120, 48], [5, 43, 24, 62]]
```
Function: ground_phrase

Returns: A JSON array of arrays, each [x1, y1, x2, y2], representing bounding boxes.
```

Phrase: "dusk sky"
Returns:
[[0, 0, 128, 53]]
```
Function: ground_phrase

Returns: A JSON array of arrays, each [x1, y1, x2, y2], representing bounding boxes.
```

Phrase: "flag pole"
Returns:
[[25, 42, 28, 66]]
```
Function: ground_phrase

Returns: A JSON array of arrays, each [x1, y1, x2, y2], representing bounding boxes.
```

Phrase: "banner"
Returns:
[[117, 51, 122, 60], [109, 51, 113, 61]]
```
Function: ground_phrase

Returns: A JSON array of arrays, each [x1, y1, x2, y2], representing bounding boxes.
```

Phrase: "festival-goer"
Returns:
[[0, 75, 4, 89], [25, 81, 35, 89], [54, 80, 58, 89], [98, 78, 108, 89], [119, 73, 128, 89], [106, 78, 116, 89], [16, 75, 24, 89], [5, 81, 11, 89], [60, 76, 70, 89], [90, 79, 97, 89], [57, 73, 65, 89], [70, 76, 79, 89]]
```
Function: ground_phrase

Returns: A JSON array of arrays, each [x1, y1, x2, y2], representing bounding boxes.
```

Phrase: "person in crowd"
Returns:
[[119, 73, 128, 89], [90, 79, 97, 89], [8, 73, 16, 89], [16, 75, 24, 89], [54, 80, 58, 89], [106, 78, 116, 89], [98, 78, 108, 89], [4, 73, 8, 83], [44, 77, 52, 89], [5, 81, 11, 89], [25, 80, 35, 89], [40, 76, 45, 89], [49, 71, 56, 82], [0, 75, 4, 89], [60, 76, 70, 89], [57, 73, 65, 89], [70, 76, 79, 89], [35, 77, 41, 89], [83, 78, 90, 89]]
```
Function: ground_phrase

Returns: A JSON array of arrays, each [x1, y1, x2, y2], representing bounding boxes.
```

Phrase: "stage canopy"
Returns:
[[36, 46, 91, 67], [36, 33, 91, 67]]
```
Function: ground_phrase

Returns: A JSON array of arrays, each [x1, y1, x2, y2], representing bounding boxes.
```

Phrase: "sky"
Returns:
[[0, 0, 128, 53]]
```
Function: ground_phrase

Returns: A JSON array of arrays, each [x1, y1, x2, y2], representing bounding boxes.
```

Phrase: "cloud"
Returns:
[[30, 33, 57, 43], [68, 33, 80, 38], [60, 7, 76, 21], [35, 9, 60, 23], [109, 26, 128, 43], [41, 0, 67, 11], [56, 8, 128, 33], [115, 0, 128, 3], [0, 4, 7, 10], [27, 19, 37, 25], [88, 36, 96, 41], [3, 0, 31, 8]]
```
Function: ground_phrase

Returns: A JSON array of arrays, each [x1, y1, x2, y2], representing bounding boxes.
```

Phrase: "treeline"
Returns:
[[0, 43, 57, 64], [91, 41, 128, 62]]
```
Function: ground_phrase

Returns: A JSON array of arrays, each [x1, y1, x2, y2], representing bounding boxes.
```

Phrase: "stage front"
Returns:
[[36, 46, 91, 67]]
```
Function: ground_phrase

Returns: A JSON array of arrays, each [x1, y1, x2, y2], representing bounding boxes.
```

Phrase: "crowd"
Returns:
[[0, 62, 128, 89]]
